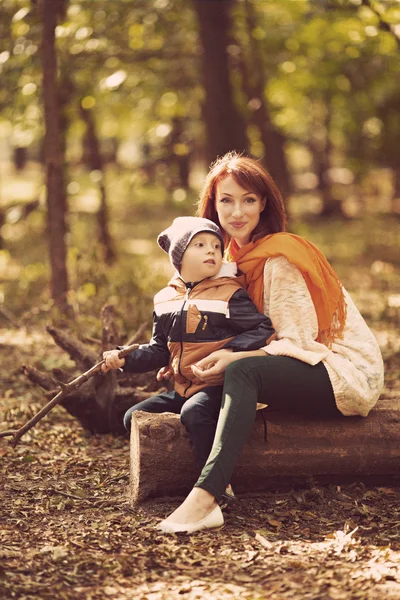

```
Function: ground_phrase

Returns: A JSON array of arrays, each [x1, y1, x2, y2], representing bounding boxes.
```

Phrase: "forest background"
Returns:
[[0, 0, 400, 599]]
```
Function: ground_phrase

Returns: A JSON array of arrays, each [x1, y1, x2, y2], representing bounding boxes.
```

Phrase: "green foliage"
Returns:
[[1, 0, 399, 174], [0, 0, 399, 333], [292, 213, 400, 325]]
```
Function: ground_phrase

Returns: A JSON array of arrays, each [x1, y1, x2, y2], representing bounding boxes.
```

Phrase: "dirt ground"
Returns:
[[0, 321, 399, 600]]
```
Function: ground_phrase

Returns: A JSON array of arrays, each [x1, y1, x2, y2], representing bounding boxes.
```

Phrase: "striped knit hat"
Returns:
[[157, 216, 224, 272]]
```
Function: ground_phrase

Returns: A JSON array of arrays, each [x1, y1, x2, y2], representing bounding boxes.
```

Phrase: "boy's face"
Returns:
[[180, 232, 223, 282]]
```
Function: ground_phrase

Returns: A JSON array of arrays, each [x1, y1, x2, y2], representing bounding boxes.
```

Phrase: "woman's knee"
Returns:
[[225, 358, 253, 385], [223, 359, 261, 408]]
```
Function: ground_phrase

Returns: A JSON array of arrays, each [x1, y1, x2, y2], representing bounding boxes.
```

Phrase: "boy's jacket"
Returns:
[[122, 263, 275, 398]]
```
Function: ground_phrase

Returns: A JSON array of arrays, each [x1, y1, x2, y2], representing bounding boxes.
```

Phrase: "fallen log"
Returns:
[[1, 343, 140, 446], [129, 397, 400, 504], [22, 361, 164, 436], [21, 307, 165, 434], [23, 362, 166, 435], [22, 365, 60, 391], [46, 325, 98, 370]]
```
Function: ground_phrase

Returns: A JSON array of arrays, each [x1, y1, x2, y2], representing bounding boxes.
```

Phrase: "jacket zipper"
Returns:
[[177, 284, 192, 383], [178, 281, 207, 397]]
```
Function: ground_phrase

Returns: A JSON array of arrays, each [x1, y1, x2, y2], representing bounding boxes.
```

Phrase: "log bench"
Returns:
[[129, 397, 400, 504]]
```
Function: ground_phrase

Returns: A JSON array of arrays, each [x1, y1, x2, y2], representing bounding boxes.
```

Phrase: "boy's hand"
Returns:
[[102, 349, 125, 373], [156, 365, 174, 382]]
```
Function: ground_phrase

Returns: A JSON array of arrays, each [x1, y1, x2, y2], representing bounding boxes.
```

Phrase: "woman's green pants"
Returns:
[[195, 355, 342, 501]]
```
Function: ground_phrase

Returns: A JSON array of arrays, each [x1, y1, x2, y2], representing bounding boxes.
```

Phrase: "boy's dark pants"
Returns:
[[123, 386, 223, 467]]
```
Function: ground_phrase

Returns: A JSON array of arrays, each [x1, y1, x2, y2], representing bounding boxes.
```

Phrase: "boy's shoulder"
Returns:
[[197, 274, 246, 304], [154, 279, 184, 305], [209, 262, 246, 295]]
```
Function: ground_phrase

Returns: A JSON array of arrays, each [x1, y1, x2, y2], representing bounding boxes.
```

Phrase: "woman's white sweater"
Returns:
[[261, 256, 384, 417]]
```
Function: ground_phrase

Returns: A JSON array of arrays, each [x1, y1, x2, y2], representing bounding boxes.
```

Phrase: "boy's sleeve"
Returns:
[[223, 288, 276, 352], [119, 311, 170, 373]]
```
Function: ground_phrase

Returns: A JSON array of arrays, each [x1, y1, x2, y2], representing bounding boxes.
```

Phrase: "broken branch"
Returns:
[[0, 343, 139, 447]]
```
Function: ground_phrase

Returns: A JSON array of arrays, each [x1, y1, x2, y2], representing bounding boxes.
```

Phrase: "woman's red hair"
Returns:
[[196, 152, 287, 244]]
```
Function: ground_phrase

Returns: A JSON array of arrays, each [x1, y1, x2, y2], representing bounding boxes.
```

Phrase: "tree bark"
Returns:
[[192, 0, 248, 165], [80, 104, 115, 264], [46, 325, 98, 371], [241, 0, 292, 203], [39, 0, 69, 309], [311, 97, 345, 218], [94, 304, 119, 431], [130, 399, 400, 504]]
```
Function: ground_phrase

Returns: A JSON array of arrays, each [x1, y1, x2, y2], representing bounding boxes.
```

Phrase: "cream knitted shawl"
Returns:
[[261, 256, 384, 417]]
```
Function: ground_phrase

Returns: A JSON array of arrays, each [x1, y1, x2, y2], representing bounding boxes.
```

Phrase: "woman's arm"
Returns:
[[261, 256, 330, 364], [192, 255, 332, 383], [191, 348, 266, 383]]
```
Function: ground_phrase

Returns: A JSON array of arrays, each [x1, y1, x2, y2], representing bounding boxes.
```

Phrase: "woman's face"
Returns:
[[215, 175, 266, 247]]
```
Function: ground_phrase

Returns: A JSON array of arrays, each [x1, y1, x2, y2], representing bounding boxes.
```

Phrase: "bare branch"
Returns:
[[0, 344, 139, 447], [361, 0, 400, 49], [125, 322, 148, 346], [46, 325, 98, 369], [0, 306, 21, 328]]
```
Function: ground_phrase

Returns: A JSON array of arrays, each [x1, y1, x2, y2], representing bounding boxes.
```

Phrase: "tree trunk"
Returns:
[[80, 104, 115, 264], [13, 147, 28, 171], [93, 304, 119, 432], [39, 0, 69, 310], [241, 0, 291, 203], [312, 98, 345, 218], [130, 398, 400, 504], [169, 117, 191, 189], [192, 0, 248, 165]]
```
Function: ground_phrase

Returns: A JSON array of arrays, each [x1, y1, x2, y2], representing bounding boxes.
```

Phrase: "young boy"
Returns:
[[102, 217, 275, 476]]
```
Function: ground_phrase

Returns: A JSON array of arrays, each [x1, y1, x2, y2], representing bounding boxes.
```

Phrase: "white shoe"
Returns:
[[157, 504, 224, 534]]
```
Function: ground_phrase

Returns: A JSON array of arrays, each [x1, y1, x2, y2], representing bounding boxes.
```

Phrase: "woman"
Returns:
[[158, 152, 384, 534]]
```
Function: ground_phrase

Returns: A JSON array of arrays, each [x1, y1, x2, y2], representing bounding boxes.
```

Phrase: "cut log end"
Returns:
[[129, 413, 141, 504]]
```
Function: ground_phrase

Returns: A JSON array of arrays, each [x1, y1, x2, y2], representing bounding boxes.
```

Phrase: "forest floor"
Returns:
[[0, 325, 399, 600], [1, 205, 400, 599]]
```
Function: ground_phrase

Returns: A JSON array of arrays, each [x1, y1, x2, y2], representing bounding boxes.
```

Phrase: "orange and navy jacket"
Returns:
[[122, 263, 275, 398]]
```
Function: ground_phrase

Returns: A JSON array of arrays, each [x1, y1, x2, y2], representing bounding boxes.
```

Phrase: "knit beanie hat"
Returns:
[[157, 216, 224, 272]]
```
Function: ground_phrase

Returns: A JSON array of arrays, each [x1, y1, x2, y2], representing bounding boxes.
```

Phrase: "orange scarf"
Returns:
[[228, 233, 346, 347]]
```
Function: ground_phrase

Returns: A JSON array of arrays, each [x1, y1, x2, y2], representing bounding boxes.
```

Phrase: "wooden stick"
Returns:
[[0, 344, 139, 447], [0, 305, 20, 328]]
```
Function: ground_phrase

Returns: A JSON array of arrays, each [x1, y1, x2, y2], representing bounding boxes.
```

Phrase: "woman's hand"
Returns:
[[192, 348, 267, 384], [102, 349, 125, 373], [191, 349, 238, 384]]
